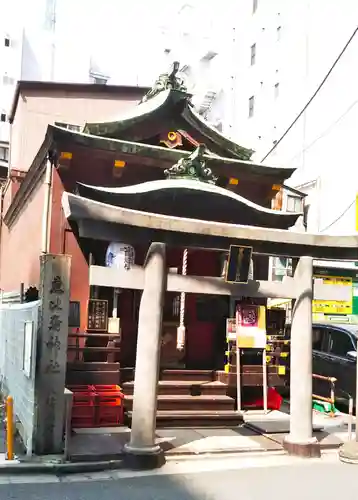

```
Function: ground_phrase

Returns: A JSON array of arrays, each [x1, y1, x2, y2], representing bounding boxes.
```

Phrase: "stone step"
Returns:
[[216, 369, 286, 387], [160, 369, 214, 382], [122, 380, 228, 397], [127, 410, 242, 428], [124, 394, 235, 412], [66, 370, 120, 386], [67, 362, 120, 372]]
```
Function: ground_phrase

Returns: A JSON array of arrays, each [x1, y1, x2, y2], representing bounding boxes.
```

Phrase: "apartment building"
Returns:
[[232, 0, 358, 238]]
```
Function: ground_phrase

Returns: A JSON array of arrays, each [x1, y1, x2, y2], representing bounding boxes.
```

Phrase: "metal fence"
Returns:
[[0, 297, 41, 456]]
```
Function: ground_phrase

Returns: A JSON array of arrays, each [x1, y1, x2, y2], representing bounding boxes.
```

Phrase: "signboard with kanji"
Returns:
[[87, 299, 108, 331], [313, 275, 353, 315], [236, 304, 266, 348], [225, 245, 253, 284]]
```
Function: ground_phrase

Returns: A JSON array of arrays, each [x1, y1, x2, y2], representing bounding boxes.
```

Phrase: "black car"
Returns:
[[286, 322, 357, 405]]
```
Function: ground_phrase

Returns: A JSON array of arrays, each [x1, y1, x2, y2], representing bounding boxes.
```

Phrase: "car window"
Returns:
[[312, 328, 325, 351], [326, 329, 354, 357]]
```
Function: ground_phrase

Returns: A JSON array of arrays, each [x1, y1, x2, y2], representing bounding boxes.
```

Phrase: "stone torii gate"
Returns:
[[92, 250, 314, 468], [64, 191, 358, 468]]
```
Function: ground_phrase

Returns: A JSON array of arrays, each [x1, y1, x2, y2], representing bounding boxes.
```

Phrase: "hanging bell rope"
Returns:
[[177, 248, 188, 351]]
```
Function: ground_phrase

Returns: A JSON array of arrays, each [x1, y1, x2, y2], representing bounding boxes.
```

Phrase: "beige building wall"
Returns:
[[10, 85, 146, 171], [0, 175, 46, 291]]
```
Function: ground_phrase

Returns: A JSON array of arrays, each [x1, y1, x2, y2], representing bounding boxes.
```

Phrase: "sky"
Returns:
[[1, 0, 235, 86]]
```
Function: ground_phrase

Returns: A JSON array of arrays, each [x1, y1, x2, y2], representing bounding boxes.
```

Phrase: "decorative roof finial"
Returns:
[[164, 144, 218, 184], [141, 61, 187, 103]]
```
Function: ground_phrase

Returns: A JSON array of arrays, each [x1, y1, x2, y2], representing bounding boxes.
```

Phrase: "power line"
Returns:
[[319, 199, 355, 233], [287, 99, 358, 164], [261, 25, 358, 163]]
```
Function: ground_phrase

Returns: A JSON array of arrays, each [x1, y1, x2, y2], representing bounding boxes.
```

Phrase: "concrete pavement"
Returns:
[[0, 451, 355, 499], [67, 409, 355, 462]]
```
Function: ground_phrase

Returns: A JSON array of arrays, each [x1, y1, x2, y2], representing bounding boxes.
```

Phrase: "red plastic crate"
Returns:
[[72, 405, 95, 418], [96, 404, 124, 426], [68, 386, 96, 406], [92, 385, 121, 392], [92, 385, 123, 407], [71, 405, 96, 428], [68, 385, 95, 392], [70, 385, 125, 428], [95, 394, 123, 406]]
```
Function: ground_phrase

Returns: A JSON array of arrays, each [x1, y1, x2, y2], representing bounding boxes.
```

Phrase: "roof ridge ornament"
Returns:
[[141, 61, 187, 103], [164, 144, 218, 184]]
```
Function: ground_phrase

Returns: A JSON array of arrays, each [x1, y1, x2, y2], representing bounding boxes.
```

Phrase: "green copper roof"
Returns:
[[84, 62, 254, 161]]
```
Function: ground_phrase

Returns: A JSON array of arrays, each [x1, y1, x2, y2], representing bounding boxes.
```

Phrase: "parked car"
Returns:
[[285, 322, 357, 405]]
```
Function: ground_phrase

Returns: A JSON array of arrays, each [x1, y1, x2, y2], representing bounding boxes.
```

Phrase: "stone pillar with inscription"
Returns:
[[34, 254, 71, 455]]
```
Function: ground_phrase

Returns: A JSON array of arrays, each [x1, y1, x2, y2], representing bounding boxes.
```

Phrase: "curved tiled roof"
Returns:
[[83, 76, 255, 161], [76, 179, 301, 230], [49, 125, 296, 183]]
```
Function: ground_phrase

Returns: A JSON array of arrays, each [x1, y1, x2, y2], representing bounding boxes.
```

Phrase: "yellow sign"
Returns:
[[60, 151, 72, 160], [278, 366, 286, 375], [313, 275, 353, 315], [114, 160, 126, 168]]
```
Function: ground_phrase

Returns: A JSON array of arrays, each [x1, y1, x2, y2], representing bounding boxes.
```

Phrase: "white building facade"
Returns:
[[162, 0, 358, 239], [0, 0, 232, 169], [229, 0, 358, 237], [3, 0, 358, 239]]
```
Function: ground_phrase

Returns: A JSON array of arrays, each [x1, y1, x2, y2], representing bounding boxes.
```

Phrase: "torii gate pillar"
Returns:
[[284, 256, 320, 457], [124, 242, 166, 469]]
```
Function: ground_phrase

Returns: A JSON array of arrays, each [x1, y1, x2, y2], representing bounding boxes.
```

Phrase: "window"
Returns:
[[270, 257, 292, 282], [93, 77, 107, 85], [248, 96, 255, 117], [286, 195, 303, 213], [2, 75, 14, 85], [312, 328, 326, 351], [0, 113, 6, 122], [0, 146, 9, 162], [253, 0, 258, 14], [274, 82, 280, 98], [163, 292, 180, 321], [303, 203, 310, 228], [54, 122, 81, 132], [4, 37, 10, 48], [271, 187, 283, 210], [327, 329, 354, 357], [277, 26, 281, 41], [90, 75, 108, 85], [250, 43, 256, 65], [202, 50, 217, 61]]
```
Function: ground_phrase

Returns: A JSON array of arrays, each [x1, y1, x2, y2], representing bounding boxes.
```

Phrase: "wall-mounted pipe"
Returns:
[[41, 159, 52, 254]]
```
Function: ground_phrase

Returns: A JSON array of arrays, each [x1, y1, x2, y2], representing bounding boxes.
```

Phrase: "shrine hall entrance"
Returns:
[[160, 292, 230, 370]]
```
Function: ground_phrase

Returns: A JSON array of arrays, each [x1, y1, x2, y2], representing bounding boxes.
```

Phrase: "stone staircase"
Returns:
[[122, 369, 242, 427]]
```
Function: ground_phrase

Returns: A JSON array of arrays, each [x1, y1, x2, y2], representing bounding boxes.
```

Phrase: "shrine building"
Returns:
[[0, 63, 304, 427]]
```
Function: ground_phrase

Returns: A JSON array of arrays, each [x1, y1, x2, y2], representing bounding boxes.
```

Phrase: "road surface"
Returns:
[[0, 452, 356, 499]]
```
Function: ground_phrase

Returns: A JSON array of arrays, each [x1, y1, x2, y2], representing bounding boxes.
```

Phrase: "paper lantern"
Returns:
[[105, 242, 135, 271]]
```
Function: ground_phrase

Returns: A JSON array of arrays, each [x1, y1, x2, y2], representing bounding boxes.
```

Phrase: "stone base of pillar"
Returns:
[[283, 437, 320, 458], [123, 444, 165, 470], [339, 441, 358, 464]]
